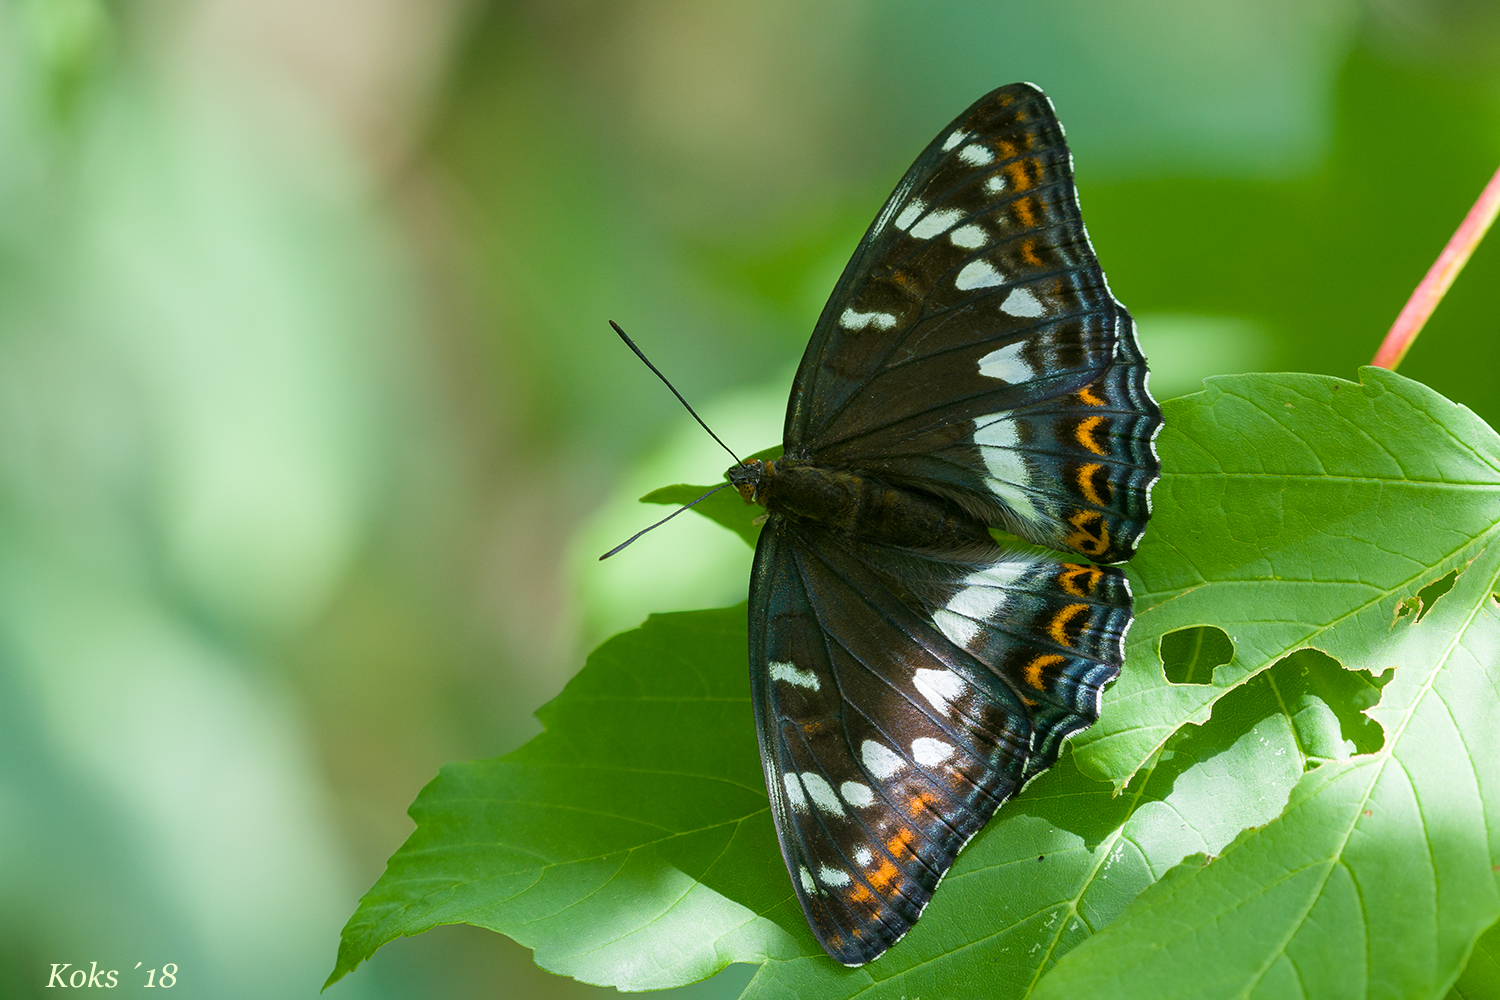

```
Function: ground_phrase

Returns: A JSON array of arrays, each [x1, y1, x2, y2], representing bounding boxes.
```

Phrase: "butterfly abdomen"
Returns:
[[731, 457, 994, 551]]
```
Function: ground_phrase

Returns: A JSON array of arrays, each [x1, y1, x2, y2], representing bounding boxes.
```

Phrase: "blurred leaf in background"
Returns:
[[2, 0, 1499, 998]]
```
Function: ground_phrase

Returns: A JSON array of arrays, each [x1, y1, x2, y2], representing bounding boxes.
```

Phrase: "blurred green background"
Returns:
[[1, 1, 1497, 997]]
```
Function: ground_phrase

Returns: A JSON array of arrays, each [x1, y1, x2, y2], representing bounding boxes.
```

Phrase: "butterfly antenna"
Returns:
[[599, 482, 733, 560], [609, 320, 743, 466]]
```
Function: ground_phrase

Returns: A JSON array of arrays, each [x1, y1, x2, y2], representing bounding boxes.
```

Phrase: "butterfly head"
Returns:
[[727, 459, 771, 505]]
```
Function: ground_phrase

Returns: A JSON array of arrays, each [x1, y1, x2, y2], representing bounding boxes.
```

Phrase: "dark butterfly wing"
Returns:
[[861, 539, 1132, 781], [783, 83, 1161, 564], [743, 82, 1154, 965], [750, 515, 1130, 965]]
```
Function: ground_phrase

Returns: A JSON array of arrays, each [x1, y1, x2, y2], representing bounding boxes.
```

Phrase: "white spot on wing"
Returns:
[[800, 865, 817, 893], [933, 610, 981, 647], [913, 668, 966, 714], [955, 259, 1003, 291], [894, 199, 926, 230], [819, 866, 852, 887], [942, 129, 969, 152], [800, 772, 845, 816], [1001, 287, 1046, 318], [861, 740, 906, 779], [783, 772, 808, 813], [973, 414, 1041, 524], [854, 847, 873, 867], [912, 737, 956, 766], [933, 564, 1020, 647], [769, 660, 821, 691], [959, 144, 995, 166], [977, 341, 1033, 383], [949, 224, 987, 249], [841, 781, 875, 808], [910, 208, 965, 240], [839, 308, 897, 332], [963, 562, 1028, 590], [985, 174, 1008, 195], [974, 412, 1022, 450]]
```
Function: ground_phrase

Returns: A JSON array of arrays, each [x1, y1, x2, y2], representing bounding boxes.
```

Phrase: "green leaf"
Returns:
[[1032, 542, 1500, 1000], [642, 445, 781, 548], [331, 606, 1355, 995], [1076, 367, 1500, 788], [642, 483, 764, 548], [1448, 920, 1500, 1000], [326, 606, 806, 991]]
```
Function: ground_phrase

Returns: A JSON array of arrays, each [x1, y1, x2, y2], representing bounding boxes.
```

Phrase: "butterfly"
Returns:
[[724, 83, 1161, 965]]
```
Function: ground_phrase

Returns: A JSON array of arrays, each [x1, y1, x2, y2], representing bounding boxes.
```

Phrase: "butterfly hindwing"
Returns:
[[749, 514, 1130, 964], [784, 83, 1161, 563], [852, 542, 1132, 779]]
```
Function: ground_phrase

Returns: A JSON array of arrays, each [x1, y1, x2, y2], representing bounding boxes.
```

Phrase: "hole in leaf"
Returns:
[[1161, 626, 1234, 685], [1265, 648, 1393, 763], [1413, 570, 1457, 623]]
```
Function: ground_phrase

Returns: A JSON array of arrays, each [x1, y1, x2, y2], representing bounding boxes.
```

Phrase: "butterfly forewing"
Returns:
[[978, 317, 1158, 564], [784, 83, 1161, 563]]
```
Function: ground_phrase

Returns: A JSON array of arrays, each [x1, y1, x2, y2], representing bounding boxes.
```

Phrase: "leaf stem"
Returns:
[[1371, 163, 1500, 370]]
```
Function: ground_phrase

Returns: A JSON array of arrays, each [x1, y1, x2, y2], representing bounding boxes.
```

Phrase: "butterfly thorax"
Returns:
[[728, 458, 994, 551]]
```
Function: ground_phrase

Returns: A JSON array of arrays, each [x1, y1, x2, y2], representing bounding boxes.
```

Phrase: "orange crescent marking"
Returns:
[[1020, 237, 1043, 267], [1076, 385, 1105, 407], [885, 833, 911, 858], [1077, 462, 1107, 506], [1075, 416, 1107, 455], [1066, 511, 1110, 556], [848, 884, 874, 904], [1058, 564, 1102, 597], [1048, 604, 1089, 647], [1025, 654, 1065, 690]]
